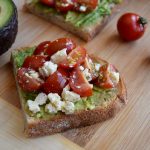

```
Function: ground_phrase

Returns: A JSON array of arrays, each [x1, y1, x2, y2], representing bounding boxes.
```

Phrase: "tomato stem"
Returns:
[[139, 17, 148, 27]]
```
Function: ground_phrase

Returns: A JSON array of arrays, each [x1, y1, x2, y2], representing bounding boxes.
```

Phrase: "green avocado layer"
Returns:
[[13, 47, 118, 119], [29, 0, 122, 27]]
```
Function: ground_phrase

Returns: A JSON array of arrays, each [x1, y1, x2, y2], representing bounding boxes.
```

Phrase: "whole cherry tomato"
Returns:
[[42, 68, 69, 95], [117, 13, 147, 41], [60, 46, 86, 69], [22, 55, 48, 71], [55, 0, 75, 13], [17, 68, 43, 92], [69, 68, 93, 97], [46, 38, 76, 57], [34, 41, 51, 55], [40, 0, 55, 7]]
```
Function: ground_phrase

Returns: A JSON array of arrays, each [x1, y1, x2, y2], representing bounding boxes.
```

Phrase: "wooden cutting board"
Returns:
[[0, 0, 150, 149]]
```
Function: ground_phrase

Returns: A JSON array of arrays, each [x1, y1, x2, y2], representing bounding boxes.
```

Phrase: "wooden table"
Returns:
[[0, 0, 150, 149]]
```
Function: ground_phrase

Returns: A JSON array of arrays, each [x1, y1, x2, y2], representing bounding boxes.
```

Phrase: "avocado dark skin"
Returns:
[[0, 1, 18, 55]]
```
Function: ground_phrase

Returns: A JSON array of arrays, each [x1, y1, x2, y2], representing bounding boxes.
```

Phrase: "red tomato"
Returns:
[[69, 68, 93, 97], [56, 0, 75, 12], [40, 0, 55, 7], [75, 0, 98, 11], [117, 13, 147, 41], [34, 41, 51, 55], [42, 68, 69, 95], [94, 64, 115, 89], [46, 38, 76, 57], [60, 46, 86, 69], [17, 68, 43, 92], [22, 55, 48, 71]]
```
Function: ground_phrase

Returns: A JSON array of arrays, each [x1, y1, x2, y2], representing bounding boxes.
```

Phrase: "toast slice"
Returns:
[[11, 47, 127, 137], [24, 0, 124, 41]]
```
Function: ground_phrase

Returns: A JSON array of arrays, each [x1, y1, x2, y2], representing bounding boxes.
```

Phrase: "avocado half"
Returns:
[[0, 0, 18, 55]]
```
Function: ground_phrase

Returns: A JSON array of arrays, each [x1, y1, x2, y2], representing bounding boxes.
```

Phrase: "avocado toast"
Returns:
[[11, 38, 127, 137], [25, 0, 124, 41]]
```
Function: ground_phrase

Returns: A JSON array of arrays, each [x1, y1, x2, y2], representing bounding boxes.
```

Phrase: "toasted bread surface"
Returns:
[[12, 47, 127, 137]]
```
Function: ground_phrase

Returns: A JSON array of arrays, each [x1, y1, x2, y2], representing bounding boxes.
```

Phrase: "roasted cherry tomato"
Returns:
[[42, 68, 69, 95], [46, 38, 76, 57], [56, 0, 75, 12], [117, 13, 147, 41], [69, 68, 93, 97], [94, 64, 117, 89], [17, 68, 43, 92], [34, 41, 51, 55], [22, 55, 48, 71], [75, 0, 98, 11], [40, 0, 55, 7], [60, 46, 86, 69]]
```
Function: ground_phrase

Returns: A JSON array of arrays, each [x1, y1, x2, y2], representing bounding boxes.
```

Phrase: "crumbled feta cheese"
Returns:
[[82, 68, 92, 81], [51, 48, 67, 64], [79, 5, 87, 12], [62, 101, 75, 114], [39, 61, 57, 77], [48, 93, 63, 110], [62, 87, 81, 102], [27, 100, 40, 114], [110, 72, 120, 84], [94, 63, 101, 71], [45, 103, 57, 114], [79, 66, 84, 71], [35, 93, 47, 105]]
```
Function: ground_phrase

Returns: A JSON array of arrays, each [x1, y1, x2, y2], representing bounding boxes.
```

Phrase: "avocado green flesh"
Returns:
[[0, 0, 14, 28], [29, 0, 122, 27], [14, 47, 118, 119]]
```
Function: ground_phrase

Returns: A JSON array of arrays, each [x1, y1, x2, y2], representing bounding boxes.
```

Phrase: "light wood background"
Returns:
[[0, 0, 150, 150]]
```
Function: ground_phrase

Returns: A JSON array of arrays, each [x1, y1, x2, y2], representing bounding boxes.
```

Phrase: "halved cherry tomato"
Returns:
[[56, 0, 75, 13], [40, 0, 55, 7], [94, 64, 115, 89], [75, 0, 98, 10], [60, 46, 86, 69], [46, 38, 76, 57], [22, 55, 48, 71], [42, 68, 69, 95], [17, 68, 43, 92], [34, 41, 51, 55], [117, 13, 147, 41], [69, 68, 93, 97]]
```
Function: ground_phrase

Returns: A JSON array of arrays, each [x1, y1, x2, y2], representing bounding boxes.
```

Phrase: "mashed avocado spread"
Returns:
[[14, 47, 118, 119], [30, 0, 122, 27]]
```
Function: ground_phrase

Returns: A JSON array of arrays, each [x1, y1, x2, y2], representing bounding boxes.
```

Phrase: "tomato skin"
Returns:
[[42, 68, 69, 95], [117, 13, 147, 41], [60, 46, 86, 69], [94, 64, 115, 89], [69, 68, 93, 97], [17, 68, 43, 92], [40, 0, 55, 7], [22, 55, 48, 71], [34, 41, 51, 55], [56, 0, 75, 12], [46, 38, 76, 57]]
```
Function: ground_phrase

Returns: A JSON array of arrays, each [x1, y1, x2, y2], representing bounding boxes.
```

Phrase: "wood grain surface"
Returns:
[[0, 0, 150, 150]]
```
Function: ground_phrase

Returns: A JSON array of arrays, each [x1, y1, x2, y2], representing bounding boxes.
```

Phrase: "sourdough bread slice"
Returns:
[[24, 0, 124, 41], [11, 47, 127, 137]]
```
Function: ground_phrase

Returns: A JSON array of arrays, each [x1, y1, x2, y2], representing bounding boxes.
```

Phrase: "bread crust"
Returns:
[[24, 1, 125, 41], [12, 47, 127, 138]]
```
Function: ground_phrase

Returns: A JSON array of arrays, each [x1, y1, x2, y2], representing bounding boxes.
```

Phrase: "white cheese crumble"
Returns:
[[110, 72, 120, 84], [94, 63, 101, 72], [39, 61, 57, 77], [27, 100, 40, 114], [45, 103, 57, 114], [82, 68, 92, 81], [62, 101, 75, 114], [79, 66, 84, 71], [62, 85, 81, 102], [35, 93, 47, 105], [79, 5, 87, 12], [51, 48, 67, 64]]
